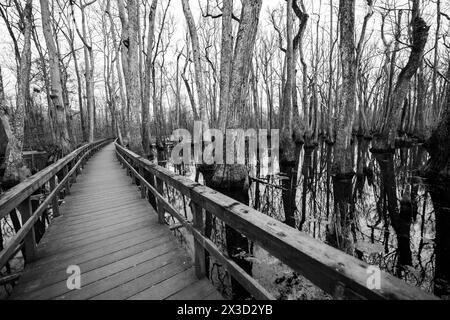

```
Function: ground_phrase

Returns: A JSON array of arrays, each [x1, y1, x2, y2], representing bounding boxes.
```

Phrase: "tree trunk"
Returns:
[[75, 3, 96, 143], [106, 0, 127, 141], [373, 1, 429, 150], [217, 0, 233, 131], [142, 0, 158, 157], [72, 40, 87, 142], [1, 0, 33, 184], [117, 0, 131, 142], [327, 0, 357, 254], [181, 0, 208, 127], [40, 0, 71, 155], [126, 0, 143, 151]]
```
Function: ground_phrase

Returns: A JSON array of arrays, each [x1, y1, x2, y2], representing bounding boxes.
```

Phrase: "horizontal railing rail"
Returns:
[[114, 142, 438, 300], [0, 139, 111, 270]]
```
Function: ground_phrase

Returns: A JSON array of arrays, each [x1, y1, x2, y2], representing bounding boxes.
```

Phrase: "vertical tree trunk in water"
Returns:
[[187, 0, 263, 299], [299, 146, 314, 231], [213, 0, 262, 300], [370, 0, 429, 273], [328, 0, 356, 254], [372, 148, 417, 276], [414, 63, 427, 141], [279, 0, 302, 228], [40, 0, 71, 155]]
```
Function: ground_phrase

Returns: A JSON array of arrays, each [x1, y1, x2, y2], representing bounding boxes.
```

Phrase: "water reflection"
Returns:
[[162, 137, 438, 297]]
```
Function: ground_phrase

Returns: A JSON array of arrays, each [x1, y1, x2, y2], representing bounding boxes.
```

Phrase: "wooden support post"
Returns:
[[191, 201, 206, 279], [73, 159, 80, 181], [82, 150, 88, 168], [144, 171, 157, 210], [139, 167, 146, 199], [17, 197, 37, 263], [155, 177, 165, 224], [131, 163, 136, 184], [50, 175, 60, 217], [63, 166, 70, 195]]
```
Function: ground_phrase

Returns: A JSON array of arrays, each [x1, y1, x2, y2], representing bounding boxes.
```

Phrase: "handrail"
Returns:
[[115, 142, 438, 300], [0, 139, 111, 270]]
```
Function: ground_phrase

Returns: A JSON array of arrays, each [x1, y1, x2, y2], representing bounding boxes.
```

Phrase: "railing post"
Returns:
[[17, 197, 37, 263], [144, 170, 157, 210], [155, 177, 165, 224], [72, 159, 78, 183], [82, 152, 86, 169], [50, 175, 60, 217], [82, 149, 89, 168], [139, 166, 146, 199], [127, 158, 132, 177], [132, 166, 138, 185], [130, 161, 136, 185], [63, 165, 70, 195], [190, 201, 206, 279]]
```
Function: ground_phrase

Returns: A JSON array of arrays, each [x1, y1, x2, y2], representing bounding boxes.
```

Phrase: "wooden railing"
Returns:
[[0, 139, 111, 271], [114, 142, 437, 300]]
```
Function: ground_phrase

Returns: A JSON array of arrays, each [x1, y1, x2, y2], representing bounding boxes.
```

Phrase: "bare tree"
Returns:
[[181, 0, 208, 127], [142, 0, 158, 157], [40, 0, 71, 154], [326, 0, 357, 254], [70, 0, 96, 143], [0, 0, 33, 184]]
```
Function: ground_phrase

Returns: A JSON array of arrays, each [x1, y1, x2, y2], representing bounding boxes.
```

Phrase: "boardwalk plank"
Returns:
[[92, 262, 193, 300], [57, 252, 187, 300], [37, 219, 154, 256], [18, 229, 168, 282], [166, 279, 221, 300], [14, 242, 178, 300], [43, 213, 151, 241], [128, 268, 199, 300]]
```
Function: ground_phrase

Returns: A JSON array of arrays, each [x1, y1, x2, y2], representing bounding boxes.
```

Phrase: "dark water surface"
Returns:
[[160, 137, 440, 299]]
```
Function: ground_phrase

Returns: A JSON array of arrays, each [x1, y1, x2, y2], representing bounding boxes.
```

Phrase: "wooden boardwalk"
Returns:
[[10, 143, 223, 300]]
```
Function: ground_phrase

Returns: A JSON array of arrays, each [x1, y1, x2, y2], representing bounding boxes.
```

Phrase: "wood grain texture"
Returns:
[[10, 143, 223, 300]]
